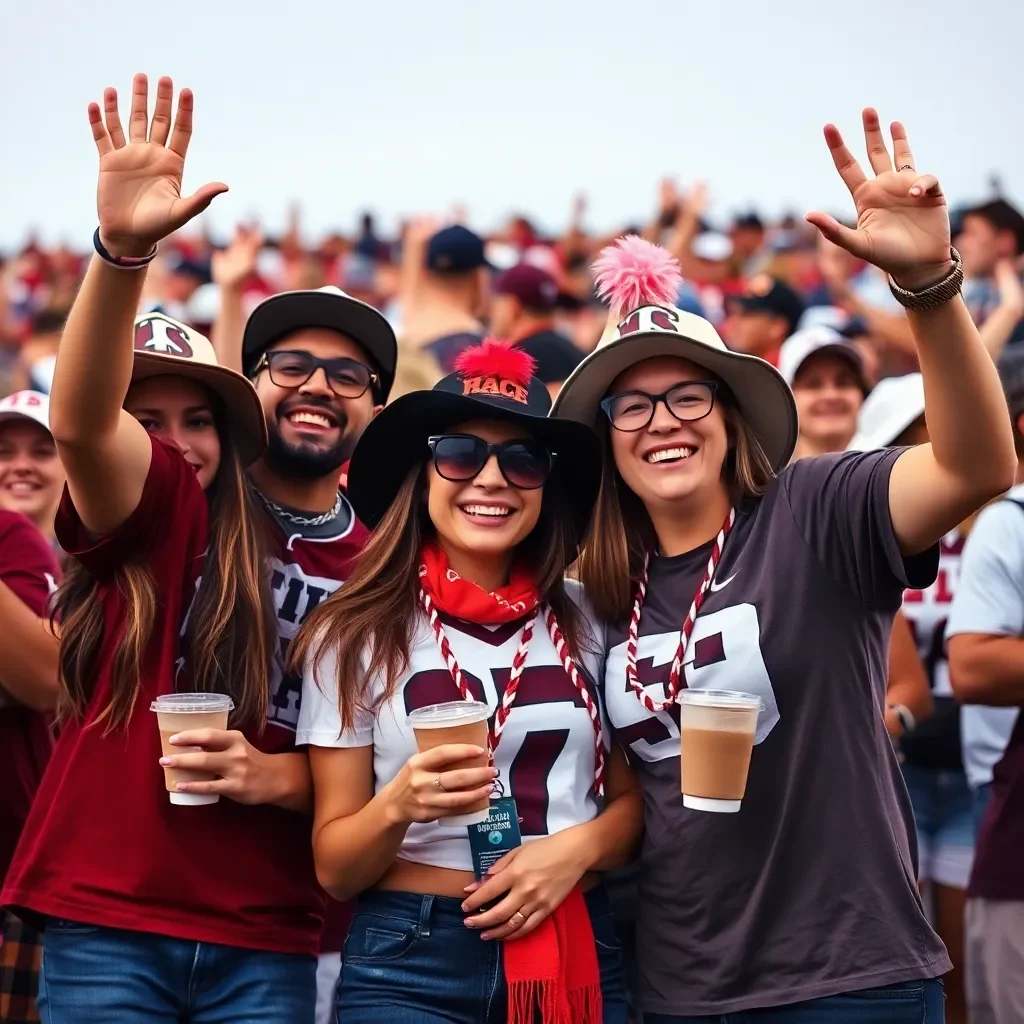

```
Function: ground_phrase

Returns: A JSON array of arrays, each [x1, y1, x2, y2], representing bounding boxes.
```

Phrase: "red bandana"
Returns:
[[418, 542, 539, 624]]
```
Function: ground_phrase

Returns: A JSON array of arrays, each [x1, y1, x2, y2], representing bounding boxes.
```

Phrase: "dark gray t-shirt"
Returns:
[[603, 448, 951, 1015]]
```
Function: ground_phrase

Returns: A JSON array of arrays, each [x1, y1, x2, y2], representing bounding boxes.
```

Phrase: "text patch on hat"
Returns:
[[617, 305, 680, 339], [135, 315, 194, 358], [462, 376, 529, 404]]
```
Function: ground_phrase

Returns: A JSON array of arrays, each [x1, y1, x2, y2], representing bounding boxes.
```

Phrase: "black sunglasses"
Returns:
[[600, 381, 718, 432], [426, 434, 556, 490], [253, 350, 378, 399]]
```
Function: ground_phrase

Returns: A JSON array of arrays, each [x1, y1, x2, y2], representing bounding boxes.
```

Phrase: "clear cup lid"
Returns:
[[677, 689, 764, 711], [407, 700, 491, 727], [150, 692, 235, 714]]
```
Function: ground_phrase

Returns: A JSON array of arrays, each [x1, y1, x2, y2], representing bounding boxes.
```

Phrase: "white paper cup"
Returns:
[[678, 690, 762, 813], [151, 693, 234, 806], [408, 701, 492, 826]]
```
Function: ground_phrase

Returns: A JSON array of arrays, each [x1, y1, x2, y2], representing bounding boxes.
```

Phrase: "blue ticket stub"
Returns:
[[466, 798, 523, 880]]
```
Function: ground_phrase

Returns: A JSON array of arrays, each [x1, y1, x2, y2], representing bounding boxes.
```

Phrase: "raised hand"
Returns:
[[806, 109, 952, 290], [212, 224, 263, 291], [88, 74, 227, 259]]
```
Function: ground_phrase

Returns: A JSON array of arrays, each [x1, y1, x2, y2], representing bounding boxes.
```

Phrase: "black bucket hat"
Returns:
[[242, 286, 398, 402], [347, 339, 602, 548]]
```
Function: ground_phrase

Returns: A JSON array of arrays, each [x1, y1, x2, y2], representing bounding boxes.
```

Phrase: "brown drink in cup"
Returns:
[[151, 693, 234, 806], [408, 700, 492, 826], [678, 689, 763, 813]]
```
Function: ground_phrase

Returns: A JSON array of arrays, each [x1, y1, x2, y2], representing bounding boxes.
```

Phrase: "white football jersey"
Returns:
[[298, 586, 608, 872], [901, 529, 962, 696]]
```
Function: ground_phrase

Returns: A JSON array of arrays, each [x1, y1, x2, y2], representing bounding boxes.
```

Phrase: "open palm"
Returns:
[[89, 74, 227, 257], [807, 110, 952, 289]]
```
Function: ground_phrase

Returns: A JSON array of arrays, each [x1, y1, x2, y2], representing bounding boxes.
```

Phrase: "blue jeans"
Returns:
[[39, 918, 317, 1023], [643, 977, 945, 1023], [901, 764, 975, 888], [338, 886, 629, 1023]]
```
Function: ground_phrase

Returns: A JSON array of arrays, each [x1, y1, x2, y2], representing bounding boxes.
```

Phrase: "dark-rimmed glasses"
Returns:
[[253, 351, 378, 399], [600, 381, 718, 432], [427, 434, 556, 490]]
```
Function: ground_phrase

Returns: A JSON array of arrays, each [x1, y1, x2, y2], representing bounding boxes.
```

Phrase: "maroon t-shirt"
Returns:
[[603, 449, 952, 1016], [3, 436, 367, 956], [970, 712, 1024, 900], [0, 510, 59, 884]]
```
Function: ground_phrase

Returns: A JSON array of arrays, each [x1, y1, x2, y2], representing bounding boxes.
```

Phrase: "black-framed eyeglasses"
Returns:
[[253, 351, 378, 399], [600, 381, 718, 432], [426, 434, 556, 490]]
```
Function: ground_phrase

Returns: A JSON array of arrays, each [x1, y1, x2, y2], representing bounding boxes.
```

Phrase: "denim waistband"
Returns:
[[356, 883, 612, 931]]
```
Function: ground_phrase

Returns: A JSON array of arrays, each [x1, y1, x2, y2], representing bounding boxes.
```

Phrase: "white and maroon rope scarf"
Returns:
[[419, 587, 606, 796], [624, 508, 735, 713]]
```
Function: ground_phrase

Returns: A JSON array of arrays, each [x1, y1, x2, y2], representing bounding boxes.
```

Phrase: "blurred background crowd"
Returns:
[[3, 184, 1022, 408]]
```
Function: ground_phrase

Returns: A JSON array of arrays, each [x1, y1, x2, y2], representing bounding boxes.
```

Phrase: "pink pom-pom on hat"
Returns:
[[454, 337, 537, 387], [592, 235, 683, 315]]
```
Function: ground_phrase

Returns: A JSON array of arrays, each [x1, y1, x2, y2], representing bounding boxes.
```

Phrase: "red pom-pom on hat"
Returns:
[[455, 337, 537, 388]]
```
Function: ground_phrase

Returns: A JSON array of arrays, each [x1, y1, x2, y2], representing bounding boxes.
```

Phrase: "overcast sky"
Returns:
[[1, 0, 1019, 247]]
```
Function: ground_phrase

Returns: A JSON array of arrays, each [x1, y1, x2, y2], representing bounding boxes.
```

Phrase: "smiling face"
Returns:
[[606, 356, 730, 513], [791, 351, 863, 452], [254, 328, 382, 480], [124, 376, 222, 490], [426, 419, 545, 576], [0, 419, 65, 531]]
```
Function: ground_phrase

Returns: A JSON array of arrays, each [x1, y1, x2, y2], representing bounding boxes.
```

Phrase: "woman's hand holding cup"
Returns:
[[383, 745, 497, 825]]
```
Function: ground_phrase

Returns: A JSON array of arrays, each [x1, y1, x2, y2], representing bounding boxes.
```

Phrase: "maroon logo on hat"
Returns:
[[617, 305, 680, 337], [4, 391, 43, 409], [134, 317, 193, 358]]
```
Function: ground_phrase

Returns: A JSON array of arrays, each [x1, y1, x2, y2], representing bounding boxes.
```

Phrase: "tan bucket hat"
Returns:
[[131, 312, 267, 465], [549, 239, 798, 472]]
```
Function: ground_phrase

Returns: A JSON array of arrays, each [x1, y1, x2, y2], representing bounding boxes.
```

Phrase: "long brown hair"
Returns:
[[55, 392, 277, 732], [289, 460, 594, 732], [576, 386, 775, 623]]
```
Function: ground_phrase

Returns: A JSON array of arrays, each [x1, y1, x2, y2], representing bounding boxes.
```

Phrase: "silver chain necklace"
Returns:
[[257, 489, 344, 527]]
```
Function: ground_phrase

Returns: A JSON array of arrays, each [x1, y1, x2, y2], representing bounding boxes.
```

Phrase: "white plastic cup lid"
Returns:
[[677, 689, 763, 711], [150, 692, 235, 714], [407, 700, 490, 728]]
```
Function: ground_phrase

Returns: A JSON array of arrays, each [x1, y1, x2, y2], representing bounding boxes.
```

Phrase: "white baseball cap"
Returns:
[[0, 390, 51, 434], [778, 326, 867, 390], [848, 372, 926, 451]]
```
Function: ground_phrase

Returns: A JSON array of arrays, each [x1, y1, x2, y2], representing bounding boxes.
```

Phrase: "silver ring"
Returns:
[[897, 163, 914, 172], [434, 775, 447, 792]]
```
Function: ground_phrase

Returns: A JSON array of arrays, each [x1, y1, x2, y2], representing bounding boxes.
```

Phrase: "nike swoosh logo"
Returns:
[[709, 572, 738, 593]]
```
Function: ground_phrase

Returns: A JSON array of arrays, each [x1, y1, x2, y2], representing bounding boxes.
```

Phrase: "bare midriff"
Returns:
[[376, 857, 599, 898]]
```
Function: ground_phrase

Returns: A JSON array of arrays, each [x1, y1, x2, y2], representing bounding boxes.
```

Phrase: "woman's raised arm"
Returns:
[[50, 74, 227, 536], [807, 109, 1016, 555]]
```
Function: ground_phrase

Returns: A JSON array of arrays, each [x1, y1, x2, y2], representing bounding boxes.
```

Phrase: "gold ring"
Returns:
[[510, 911, 526, 926], [434, 776, 447, 792], [897, 164, 914, 172]]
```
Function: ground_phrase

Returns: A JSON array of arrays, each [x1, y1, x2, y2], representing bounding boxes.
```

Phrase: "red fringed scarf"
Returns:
[[418, 542, 603, 1023], [504, 887, 603, 1024], [419, 542, 539, 624]]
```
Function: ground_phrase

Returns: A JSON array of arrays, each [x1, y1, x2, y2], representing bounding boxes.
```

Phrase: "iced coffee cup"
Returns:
[[151, 693, 234, 806], [408, 700, 492, 826], [678, 689, 763, 813]]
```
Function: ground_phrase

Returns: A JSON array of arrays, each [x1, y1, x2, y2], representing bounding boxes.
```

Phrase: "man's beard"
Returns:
[[262, 417, 356, 482]]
